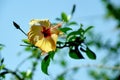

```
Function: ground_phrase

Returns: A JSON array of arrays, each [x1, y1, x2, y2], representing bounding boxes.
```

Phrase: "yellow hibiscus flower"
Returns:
[[27, 19, 62, 55]]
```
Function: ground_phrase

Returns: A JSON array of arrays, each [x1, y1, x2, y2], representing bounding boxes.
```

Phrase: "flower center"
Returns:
[[42, 27, 51, 38]]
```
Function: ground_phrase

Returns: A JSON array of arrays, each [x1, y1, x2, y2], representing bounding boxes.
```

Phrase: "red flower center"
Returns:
[[42, 27, 51, 38]]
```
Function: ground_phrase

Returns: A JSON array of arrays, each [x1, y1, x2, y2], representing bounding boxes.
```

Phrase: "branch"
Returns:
[[56, 41, 79, 48], [55, 64, 120, 80], [15, 56, 30, 72], [0, 67, 23, 80]]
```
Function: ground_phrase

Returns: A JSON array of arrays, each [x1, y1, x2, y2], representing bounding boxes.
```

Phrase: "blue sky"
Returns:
[[0, 0, 118, 80]]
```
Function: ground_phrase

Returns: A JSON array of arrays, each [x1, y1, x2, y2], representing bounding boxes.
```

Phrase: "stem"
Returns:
[[15, 57, 30, 72], [13, 21, 27, 36], [19, 28, 27, 36], [0, 68, 23, 80], [30, 56, 40, 80], [56, 41, 79, 48]]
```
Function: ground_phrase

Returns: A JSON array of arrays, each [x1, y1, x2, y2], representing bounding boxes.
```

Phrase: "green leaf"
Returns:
[[84, 26, 93, 34], [67, 26, 85, 40], [41, 55, 50, 75], [0, 64, 5, 70], [67, 31, 83, 41], [67, 31, 79, 39], [21, 71, 27, 77], [69, 47, 84, 59], [22, 39, 30, 44], [59, 27, 72, 33], [61, 12, 68, 22], [68, 21, 78, 26], [86, 47, 96, 59], [25, 47, 32, 51], [71, 4, 76, 15], [67, 35, 76, 41], [49, 51, 56, 60]]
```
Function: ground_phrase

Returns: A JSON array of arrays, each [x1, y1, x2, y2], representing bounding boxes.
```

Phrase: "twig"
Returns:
[[15, 57, 30, 72], [0, 67, 23, 80], [54, 64, 120, 80], [30, 55, 40, 80], [13, 21, 27, 36]]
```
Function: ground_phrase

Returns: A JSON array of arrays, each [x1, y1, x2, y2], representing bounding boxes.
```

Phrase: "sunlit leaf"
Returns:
[[84, 26, 93, 34], [61, 12, 68, 22], [25, 47, 32, 51], [0, 64, 5, 70], [41, 55, 50, 75], [22, 39, 30, 44], [67, 31, 79, 40], [21, 72, 27, 77], [68, 21, 78, 26], [67, 35, 76, 41], [59, 27, 72, 33], [67, 26, 85, 40], [86, 47, 96, 59]]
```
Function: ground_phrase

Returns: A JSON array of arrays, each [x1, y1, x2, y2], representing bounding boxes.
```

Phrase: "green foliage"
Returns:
[[69, 46, 84, 59], [22, 39, 30, 44], [0, 44, 5, 51], [41, 51, 56, 75], [20, 71, 32, 80], [86, 47, 96, 59], [67, 21, 78, 26], [61, 12, 68, 22], [84, 26, 94, 34], [41, 54, 51, 75], [0, 64, 5, 71], [57, 24, 95, 60], [59, 27, 72, 33], [0, 58, 5, 71], [56, 8, 95, 60]]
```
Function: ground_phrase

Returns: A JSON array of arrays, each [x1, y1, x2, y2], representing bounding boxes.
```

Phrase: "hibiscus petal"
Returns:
[[28, 25, 43, 44], [35, 37, 56, 53], [51, 34, 58, 44], [30, 19, 50, 27]]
